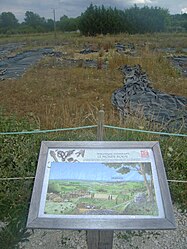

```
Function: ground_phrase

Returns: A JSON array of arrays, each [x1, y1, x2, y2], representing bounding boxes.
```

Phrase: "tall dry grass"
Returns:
[[0, 32, 187, 130]]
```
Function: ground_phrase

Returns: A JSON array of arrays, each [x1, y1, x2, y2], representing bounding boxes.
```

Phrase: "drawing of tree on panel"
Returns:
[[105, 162, 155, 203], [138, 163, 154, 203]]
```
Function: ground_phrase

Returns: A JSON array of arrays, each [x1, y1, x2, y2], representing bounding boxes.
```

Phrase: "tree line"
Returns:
[[0, 11, 79, 34], [0, 4, 187, 35]]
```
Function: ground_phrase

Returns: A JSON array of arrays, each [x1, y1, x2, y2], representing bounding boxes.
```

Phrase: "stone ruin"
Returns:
[[112, 64, 187, 131]]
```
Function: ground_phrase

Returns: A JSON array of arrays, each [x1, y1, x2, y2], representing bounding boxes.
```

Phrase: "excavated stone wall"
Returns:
[[112, 65, 187, 130]]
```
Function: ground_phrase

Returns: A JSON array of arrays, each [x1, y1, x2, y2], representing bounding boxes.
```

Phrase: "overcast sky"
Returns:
[[0, 0, 187, 22]]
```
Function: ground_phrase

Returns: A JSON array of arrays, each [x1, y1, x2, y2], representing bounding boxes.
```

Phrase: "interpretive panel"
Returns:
[[27, 141, 176, 230]]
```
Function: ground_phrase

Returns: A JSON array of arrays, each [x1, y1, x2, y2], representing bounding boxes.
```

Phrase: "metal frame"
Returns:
[[27, 141, 176, 230]]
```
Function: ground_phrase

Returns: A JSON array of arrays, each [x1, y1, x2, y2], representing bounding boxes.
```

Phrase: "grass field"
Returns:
[[0, 32, 187, 129], [45, 180, 158, 216], [0, 32, 187, 248]]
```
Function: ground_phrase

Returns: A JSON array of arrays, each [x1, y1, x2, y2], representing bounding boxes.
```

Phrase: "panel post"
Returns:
[[87, 111, 114, 249], [97, 110, 105, 141], [87, 230, 114, 249]]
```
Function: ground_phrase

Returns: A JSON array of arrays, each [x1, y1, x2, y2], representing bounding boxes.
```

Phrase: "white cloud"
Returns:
[[181, 7, 187, 13], [131, 0, 152, 4]]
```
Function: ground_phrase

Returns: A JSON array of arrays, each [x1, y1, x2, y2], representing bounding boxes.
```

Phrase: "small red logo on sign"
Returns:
[[141, 150, 149, 158]]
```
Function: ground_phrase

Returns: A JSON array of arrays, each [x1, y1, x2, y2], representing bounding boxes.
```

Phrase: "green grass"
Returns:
[[45, 179, 158, 215], [45, 201, 76, 215], [45, 177, 157, 215]]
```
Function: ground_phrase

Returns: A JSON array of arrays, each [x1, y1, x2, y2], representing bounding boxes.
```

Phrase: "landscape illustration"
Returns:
[[44, 162, 159, 216]]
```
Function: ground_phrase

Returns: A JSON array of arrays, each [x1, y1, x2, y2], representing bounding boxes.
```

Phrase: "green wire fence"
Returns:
[[1, 110, 187, 182]]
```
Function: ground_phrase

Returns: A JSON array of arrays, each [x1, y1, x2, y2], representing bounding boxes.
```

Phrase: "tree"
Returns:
[[79, 3, 97, 35], [46, 19, 55, 32], [57, 15, 79, 32], [124, 5, 170, 33], [169, 13, 187, 32], [24, 11, 46, 32], [0, 12, 19, 33], [138, 163, 154, 202], [105, 162, 154, 203], [79, 4, 127, 36]]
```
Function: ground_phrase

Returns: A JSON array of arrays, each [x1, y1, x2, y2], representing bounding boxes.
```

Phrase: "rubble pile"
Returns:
[[112, 64, 187, 130]]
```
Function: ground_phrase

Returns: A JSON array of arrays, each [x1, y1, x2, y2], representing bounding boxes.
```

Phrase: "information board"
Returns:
[[27, 141, 176, 230]]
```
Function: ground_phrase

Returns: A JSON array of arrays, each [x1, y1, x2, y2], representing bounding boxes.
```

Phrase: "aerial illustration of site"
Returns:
[[44, 160, 159, 216]]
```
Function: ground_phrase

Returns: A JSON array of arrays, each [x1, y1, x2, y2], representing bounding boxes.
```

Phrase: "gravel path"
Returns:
[[18, 206, 187, 249]]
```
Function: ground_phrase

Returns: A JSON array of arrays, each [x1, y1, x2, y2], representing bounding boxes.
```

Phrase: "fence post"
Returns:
[[87, 109, 114, 249], [97, 110, 105, 141]]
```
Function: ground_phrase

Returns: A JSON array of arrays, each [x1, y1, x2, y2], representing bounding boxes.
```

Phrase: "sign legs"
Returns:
[[88, 111, 114, 248], [87, 230, 114, 249]]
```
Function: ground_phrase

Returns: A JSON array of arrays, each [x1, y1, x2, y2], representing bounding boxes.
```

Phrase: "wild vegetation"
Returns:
[[0, 31, 187, 248], [0, 4, 187, 34]]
